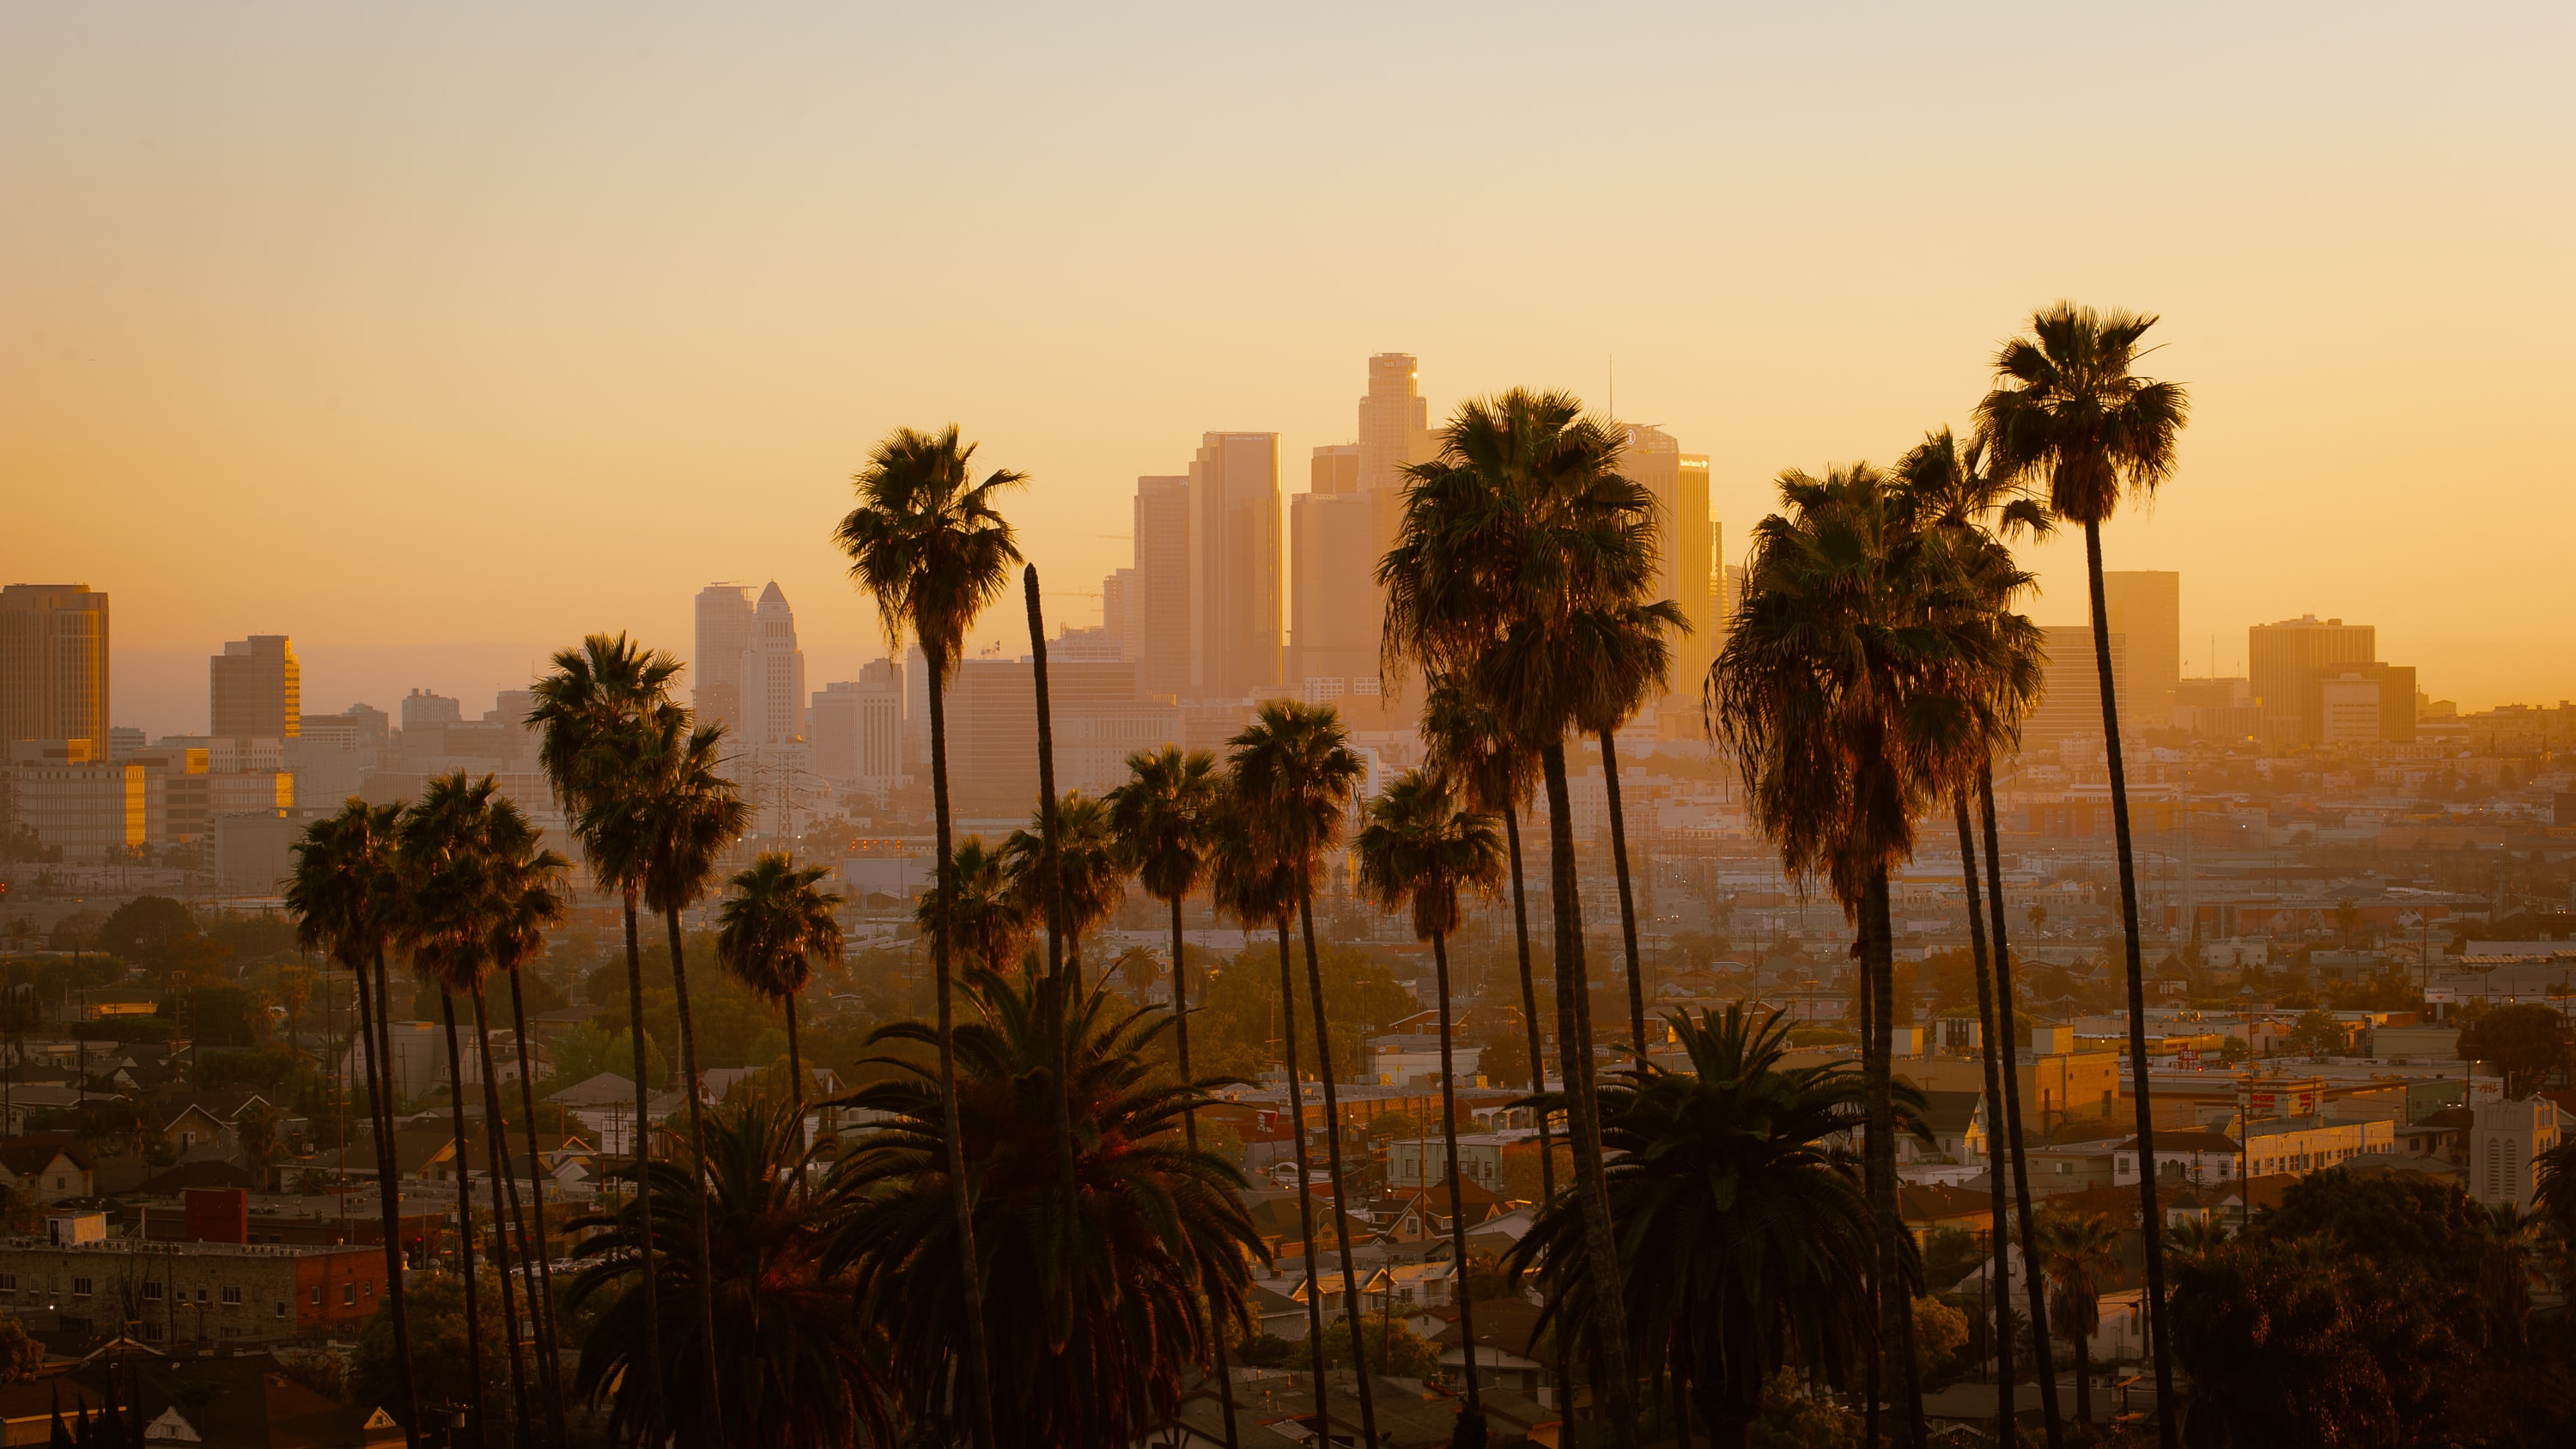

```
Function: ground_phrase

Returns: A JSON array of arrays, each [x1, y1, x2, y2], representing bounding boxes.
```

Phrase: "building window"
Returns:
[[0, 1273, 15, 1293], [143, 1281, 163, 1301], [221, 1285, 242, 1306], [364, 1280, 374, 1299], [71, 1277, 92, 1298], [276, 1301, 289, 1318], [142, 1322, 162, 1342], [343, 1285, 356, 1306], [196, 1288, 209, 1305], [310, 1287, 322, 1306]]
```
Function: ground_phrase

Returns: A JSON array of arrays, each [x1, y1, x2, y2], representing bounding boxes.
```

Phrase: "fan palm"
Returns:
[[1227, 700, 1379, 1447], [391, 772, 523, 1447], [1355, 769, 1506, 1424], [1895, 424, 2063, 1446], [1710, 462, 2023, 1446], [477, 801, 573, 1444], [1506, 1007, 1894, 1449], [835, 423, 1025, 1449], [1003, 791, 1127, 984], [566, 1099, 893, 1448], [287, 801, 421, 1449], [580, 705, 749, 1431], [1570, 600, 1689, 1053], [914, 837, 1030, 977], [716, 851, 844, 1123], [1382, 388, 1659, 1444], [830, 967, 1261, 1444], [527, 631, 683, 1439], [2035, 1209, 2123, 1430], [1977, 303, 2191, 1441]]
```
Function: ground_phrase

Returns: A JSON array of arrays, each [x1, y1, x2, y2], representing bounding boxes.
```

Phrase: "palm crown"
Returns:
[[1974, 301, 2189, 528], [717, 852, 844, 1003], [1224, 700, 1362, 887], [835, 425, 1025, 676], [1104, 746, 1220, 906], [1354, 770, 1505, 942]]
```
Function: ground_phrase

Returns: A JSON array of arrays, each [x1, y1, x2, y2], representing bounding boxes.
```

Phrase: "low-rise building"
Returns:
[[0, 1233, 382, 1346], [2468, 1097, 2563, 1211]]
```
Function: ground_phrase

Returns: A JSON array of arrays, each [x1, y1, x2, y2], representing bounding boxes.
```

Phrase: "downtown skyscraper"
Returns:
[[0, 583, 110, 759], [1128, 434, 1283, 703], [1289, 353, 1437, 698]]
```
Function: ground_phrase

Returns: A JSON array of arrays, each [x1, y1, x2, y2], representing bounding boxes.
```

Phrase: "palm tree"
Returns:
[[392, 772, 519, 1448], [1208, 800, 1334, 1442], [2035, 1209, 2123, 1429], [1227, 700, 1379, 1448], [715, 851, 844, 1123], [833, 967, 1262, 1443], [914, 837, 1031, 977], [1571, 600, 1688, 1052], [1382, 389, 1661, 1445], [1355, 769, 1506, 1427], [1710, 463, 2022, 1448], [287, 801, 421, 1449], [1895, 424, 2063, 1446], [581, 706, 749, 1433], [1004, 791, 1127, 984], [835, 423, 1024, 1449], [567, 1099, 893, 1447], [1507, 1007, 1890, 1449], [528, 632, 683, 1440], [1978, 303, 2191, 1442], [477, 799, 573, 1445]]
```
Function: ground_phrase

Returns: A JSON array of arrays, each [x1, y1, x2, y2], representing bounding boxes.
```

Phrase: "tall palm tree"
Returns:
[[2035, 1209, 2123, 1430], [566, 1099, 894, 1447], [834, 968, 1262, 1443], [1227, 700, 1379, 1447], [1382, 389, 1660, 1446], [1710, 463, 2020, 1448], [914, 837, 1031, 977], [287, 801, 421, 1449], [715, 851, 844, 1123], [1978, 302, 2191, 1442], [392, 772, 517, 1449], [835, 423, 1024, 1449], [1004, 791, 1127, 984], [1509, 1007, 1891, 1449], [528, 632, 683, 1440], [582, 706, 749, 1434], [1895, 425, 2063, 1446], [1208, 801, 1333, 1443], [479, 800, 573, 1446], [1355, 769, 1506, 1428], [1571, 600, 1688, 1052]]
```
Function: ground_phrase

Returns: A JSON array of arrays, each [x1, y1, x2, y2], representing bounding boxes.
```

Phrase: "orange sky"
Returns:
[[4, 5, 2571, 734]]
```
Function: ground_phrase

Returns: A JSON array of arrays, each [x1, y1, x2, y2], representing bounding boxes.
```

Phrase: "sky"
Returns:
[[4, 3, 2571, 736]]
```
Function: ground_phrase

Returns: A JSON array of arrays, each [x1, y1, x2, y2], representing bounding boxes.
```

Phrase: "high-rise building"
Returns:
[[811, 658, 904, 789], [2248, 616, 2377, 745], [1286, 356, 1441, 699], [1619, 425, 1718, 706], [735, 582, 808, 752], [1100, 568, 1141, 662], [2022, 624, 2129, 753], [1133, 476, 1193, 701], [693, 583, 756, 734], [1, 584, 110, 759], [1357, 353, 1437, 493], [210, 636, 300, 741], [1191, 432, 1283, 701], [400, 690, 462, 729], [939, 658, 1182, 817], [2100, 572, 2180, 730]]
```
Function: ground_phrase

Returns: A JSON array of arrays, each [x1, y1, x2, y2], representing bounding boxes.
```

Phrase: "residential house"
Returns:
[[0, 1135, 97, 1202]]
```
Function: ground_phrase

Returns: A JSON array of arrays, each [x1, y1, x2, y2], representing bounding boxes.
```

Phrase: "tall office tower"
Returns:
[[1, 584, 110, 758], [811, 657, 905, 788], [1357, 353, 1437, 492], [735, 582, 808, 751], [210, 636, 300, 741], [692, 583, 756, 734], [1133, 474, 1194, 700], [1191, 432, 1283, 701], [2022, 624, 2129, 753], [2101, 572, 2180, 730], [1100, 568, 1141, 662], [1290, 443, 1377, 691], [1619, 425, 1718, 703], [2248, 615, 2376, 745], [401, 689, 462, 729]]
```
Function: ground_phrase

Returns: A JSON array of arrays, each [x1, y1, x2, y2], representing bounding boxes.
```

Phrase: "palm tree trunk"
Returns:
[[925, 657, 999, 1449], [1024, 569, 1087, 1421], [1953, 797, 2014, 1444], [469, 989, 533, 1440], [1172, 896, 1239, 1449], [1538, 740, 1642, 1447], [2082, 521, 2177, 1448], [437, 990, 489, 1449], [1597, 728, 1649, 1054], [616, 892, 666, 1441], [349, 950, 421, 1449], [1297, 889, 1380, 1449], [507, 965, 571, 1449], [2069, 1324, 2091, 1430], [1979, 766, 2065, 1449], [1502, 801, 1571, 1420], [784, 994, 804, 1123], [661, 905, 724, 1440], [1273, 916, 1333, 1446], [1859, 870, 1893, 1449], [1668, 1330, 1691, 1449], [1430, 927, 1479, 1417]]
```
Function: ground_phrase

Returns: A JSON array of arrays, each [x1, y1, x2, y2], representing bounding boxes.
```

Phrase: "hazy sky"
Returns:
[[6, 3, 2571, 735]]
